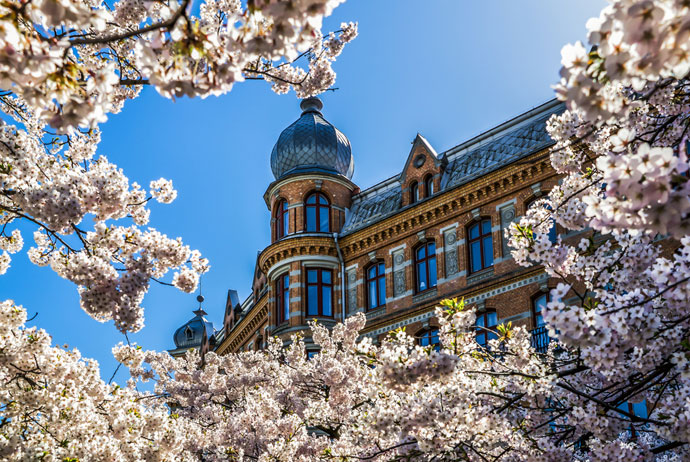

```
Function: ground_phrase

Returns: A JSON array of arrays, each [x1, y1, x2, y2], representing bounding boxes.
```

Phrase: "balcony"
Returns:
[[530, 325, 551, 353]]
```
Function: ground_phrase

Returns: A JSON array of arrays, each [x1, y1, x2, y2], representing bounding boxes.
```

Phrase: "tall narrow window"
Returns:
[[277, 273, 290, 324], [526, 197, 557, 243], [305, 193, 330, 232], [424, 175, 434, 198], [414, 241, 437, 293], [468, 219, 494, 273], [476, 310, 498, 347], [306, 268, 333, 317], [532, 292, 548, 328], [366, 262, 386, 310], [410, 181, 419, 204], [417, 328, 440, 351], [275, 200, 289, 240]]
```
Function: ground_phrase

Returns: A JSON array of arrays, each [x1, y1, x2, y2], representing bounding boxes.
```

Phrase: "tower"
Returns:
[[261, 97, 358, 348]]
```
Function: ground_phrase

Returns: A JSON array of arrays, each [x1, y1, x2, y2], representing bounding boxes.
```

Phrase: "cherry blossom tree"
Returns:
[[5, 0, 690, 461], [0, 0, 357, 332]]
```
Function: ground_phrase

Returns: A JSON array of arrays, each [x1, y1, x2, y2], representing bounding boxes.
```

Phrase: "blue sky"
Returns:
[[1, 0, 606, 383]]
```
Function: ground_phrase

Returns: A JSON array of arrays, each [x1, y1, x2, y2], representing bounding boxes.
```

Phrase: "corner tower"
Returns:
[[261, 97, 358, 348]]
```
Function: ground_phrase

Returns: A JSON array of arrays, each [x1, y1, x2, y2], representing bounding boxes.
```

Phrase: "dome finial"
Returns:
[[300, 97, 323, 115]]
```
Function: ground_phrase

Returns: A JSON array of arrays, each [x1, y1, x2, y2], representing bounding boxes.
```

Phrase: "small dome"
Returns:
[[173, 308, 215, 349], [271, 97, 354, 180]]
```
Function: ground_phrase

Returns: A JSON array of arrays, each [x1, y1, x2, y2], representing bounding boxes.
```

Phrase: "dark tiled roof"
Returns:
[[341, 100, 563, 235]]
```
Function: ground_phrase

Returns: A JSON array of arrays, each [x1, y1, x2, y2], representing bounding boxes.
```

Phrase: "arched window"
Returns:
[[276, 273, 290, 324], [476, 310, 498, 347], [468, 218, 494, 273], [414, 241, 437, 293], [305, 193, 330, 232], [532, 292, 548, 328], [410, 181, 420, 204], [306, 268, 333, 317], [526, 197, 557, 243], [417, 328, 440, 351], [275, 199, 289, 240], [184, 326, 194, 341], [424, 175, 434, 198], [366, 262, 386, 310]]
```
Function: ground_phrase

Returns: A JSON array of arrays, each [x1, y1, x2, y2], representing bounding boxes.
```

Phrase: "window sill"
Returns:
[[467, 267, 494, 285], [365, 306, 386, 320], [412, 286, 438, 303]]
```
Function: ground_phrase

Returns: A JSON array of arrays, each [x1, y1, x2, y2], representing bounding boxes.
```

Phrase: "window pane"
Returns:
[[417, 262, 427, 291], [306, 207, 316, 231], [535, 313, 544, 327], [428, 242, 435, 254], [483, 236, 493, 267], [307, 270, 317, 283], [428, 255, 437, 288], [476, 315, 484, 327], [470, 241, 482, 272], [536, 294, 547, 313], [469, 223, 479, 240], [482, 219, 491, 235], [283, 294, 290, 321], [378, 262, 385, 274], [282, 211, 289, 236], [306, 195, 316, 204], [307, 286, 318, 315], [378, 278, 386, 306], [487, 311, 497, 327], [477, 332, 486, 345], [322, 287, 332, 316], [369, 280, 377, 309], [319, 195, 327, 205], [632, 401, 648, 419], [368, 266, 376, 279], [322, 270, 331, 284], [417, 245, 426, 260], [319, 206, 329, 232]]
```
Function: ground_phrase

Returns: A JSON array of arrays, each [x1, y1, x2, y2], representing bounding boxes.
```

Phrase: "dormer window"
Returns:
[[424, 175, 434, 197], [410, 181, 420, 204], [184, 326, 194, 341]]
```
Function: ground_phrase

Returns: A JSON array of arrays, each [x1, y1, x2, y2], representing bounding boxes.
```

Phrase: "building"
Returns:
[[170, 97, 563, 356]]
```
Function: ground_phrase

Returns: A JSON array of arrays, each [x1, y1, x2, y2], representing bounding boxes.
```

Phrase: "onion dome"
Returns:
[[173, 296, 215, 350], [270, 97, 354, 180]]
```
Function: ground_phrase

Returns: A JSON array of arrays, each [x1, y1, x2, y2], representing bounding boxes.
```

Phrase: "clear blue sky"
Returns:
[[1, 0, 606, 382]]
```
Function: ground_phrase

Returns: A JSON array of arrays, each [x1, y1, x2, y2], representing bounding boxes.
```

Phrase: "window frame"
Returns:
[[305, 192, 330, 232], [417, 327, 440, 351], [424, 174, 434, 198], [525, 196, 557, 243], [276, 272, 290, 324], [410, 181, 419, 204], [414, 241, 437, 293], [305, 267, 334, 317], [274, 199, 289, 240], [467, 218, 494, 274], [531, 292, 548, 329], [366, 261, 386, 310], [475, 310, 498, 347]]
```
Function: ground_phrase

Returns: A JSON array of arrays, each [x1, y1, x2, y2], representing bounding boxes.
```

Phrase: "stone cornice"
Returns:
[[258, 234, 338, 276], [340, 149, 555, 259], [215, 293, 268, 355]]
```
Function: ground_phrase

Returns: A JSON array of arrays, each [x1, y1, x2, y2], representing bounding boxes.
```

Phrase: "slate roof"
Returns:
[[341, 99, 564, 235]]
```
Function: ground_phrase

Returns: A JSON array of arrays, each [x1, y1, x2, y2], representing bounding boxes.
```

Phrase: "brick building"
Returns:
[[170, 97, 563, 357]]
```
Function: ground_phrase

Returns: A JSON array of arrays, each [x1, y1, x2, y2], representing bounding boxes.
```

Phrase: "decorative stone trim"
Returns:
[[467, 267, 494, 285], [365, 307, 386, 320], [499, 202, 517, 258], [412, 287, 438, 303]]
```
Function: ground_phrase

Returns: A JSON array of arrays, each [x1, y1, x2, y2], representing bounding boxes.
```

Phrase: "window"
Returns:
[[476, 310, 498, 347], [184, 326, 193, 340], [366, 262, 386, 310], [275, 199, 289, 240], [532, 292, 548, 328], [306, 268, 333, 317], [307, 350, 319, 360], [526, 197, 557, 243], [410, 181, 419, 204], [468, 219, 494, 273], [277, 273, 290, 324], [305, 193, 330, 232], [618, 400, 648, 438], [424, 175, 434, 198], [417, 328, 440, 351], [414, 241, 437, 292]]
